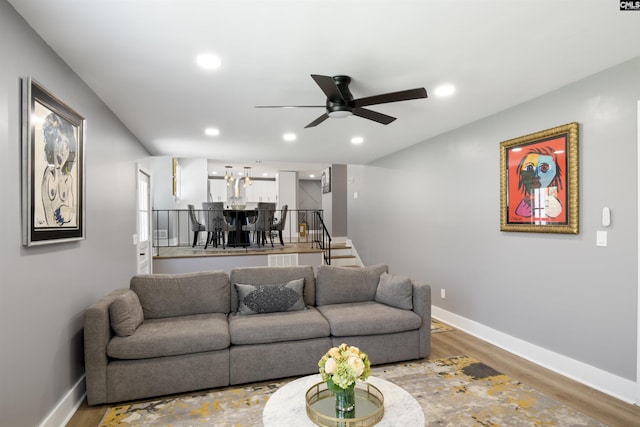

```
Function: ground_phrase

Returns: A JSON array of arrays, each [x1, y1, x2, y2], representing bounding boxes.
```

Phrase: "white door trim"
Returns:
[[137, 165, 152, 275], [636, 100, 640, 405]]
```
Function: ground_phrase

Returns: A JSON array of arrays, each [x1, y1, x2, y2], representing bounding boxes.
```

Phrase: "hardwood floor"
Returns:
[[67, 325, 640, 427], [429, 329, 640, 427]]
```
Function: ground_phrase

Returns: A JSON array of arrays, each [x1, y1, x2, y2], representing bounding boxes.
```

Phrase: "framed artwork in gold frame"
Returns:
[[500, 122, 579, 234]]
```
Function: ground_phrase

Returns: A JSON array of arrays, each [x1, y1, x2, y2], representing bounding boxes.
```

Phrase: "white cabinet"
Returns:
[[249, 180, 276, 202], [208, 179, 228, 202], [208, 178, 276, 203]]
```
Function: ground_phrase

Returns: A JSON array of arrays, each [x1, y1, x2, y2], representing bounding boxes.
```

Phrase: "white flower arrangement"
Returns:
[[318, 343, 371, 391]]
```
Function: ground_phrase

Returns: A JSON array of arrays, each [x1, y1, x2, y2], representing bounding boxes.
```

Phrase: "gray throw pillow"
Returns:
[[375, 272, 413, 310], [234, 278, 306, 315], [109, 290, 144, 337]]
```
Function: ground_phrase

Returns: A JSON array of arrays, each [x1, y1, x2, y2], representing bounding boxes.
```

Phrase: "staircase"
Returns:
[[326, 241, 362, 267]]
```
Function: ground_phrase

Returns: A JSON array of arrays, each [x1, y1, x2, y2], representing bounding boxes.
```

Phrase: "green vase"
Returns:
[[334, 383, 356, 413]]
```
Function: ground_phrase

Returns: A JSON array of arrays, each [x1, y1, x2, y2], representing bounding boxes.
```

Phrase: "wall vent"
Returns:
[[153, 229, 168, 239], [268, 254, 299, 267]]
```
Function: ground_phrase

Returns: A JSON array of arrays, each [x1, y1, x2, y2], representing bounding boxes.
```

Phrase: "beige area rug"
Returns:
[[99, 355, 605, 427], [431, 318, 454, 333]]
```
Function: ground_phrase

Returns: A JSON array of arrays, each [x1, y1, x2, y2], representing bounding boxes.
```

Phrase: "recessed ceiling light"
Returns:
[[283, 133, 297, 142], [204, 127, 220, 136], [196, 53, 221, 70], [434, 84, 456, 97], [309, 174, 316, 178], [351, 136, 364, 145]]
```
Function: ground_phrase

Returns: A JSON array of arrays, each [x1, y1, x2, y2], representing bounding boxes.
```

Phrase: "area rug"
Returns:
[[99, 355, 605, 427], [431, 318, 454, 333]]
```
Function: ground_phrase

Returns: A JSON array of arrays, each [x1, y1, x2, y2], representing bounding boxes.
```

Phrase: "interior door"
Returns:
[[137, 166, 152, 275]]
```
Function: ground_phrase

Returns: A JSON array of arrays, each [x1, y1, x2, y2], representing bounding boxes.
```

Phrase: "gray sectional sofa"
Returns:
[[84, 264, 431, 405]]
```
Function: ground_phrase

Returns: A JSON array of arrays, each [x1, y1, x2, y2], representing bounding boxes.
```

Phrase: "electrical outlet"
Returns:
[[440, 288, 446, 299]]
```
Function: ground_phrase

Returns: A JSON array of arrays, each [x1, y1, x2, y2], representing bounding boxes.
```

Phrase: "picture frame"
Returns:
[[321, 167, 331, 194], [22, 77, 86, 246], [500, 122, 578, 234], [172, 158, 181, 198]]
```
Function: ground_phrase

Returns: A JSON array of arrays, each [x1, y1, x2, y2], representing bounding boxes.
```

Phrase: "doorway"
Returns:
[[137, 165, 152, 275]]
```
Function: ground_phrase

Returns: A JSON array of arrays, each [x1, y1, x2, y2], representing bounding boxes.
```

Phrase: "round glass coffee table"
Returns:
[[263, 374, 424, 427]]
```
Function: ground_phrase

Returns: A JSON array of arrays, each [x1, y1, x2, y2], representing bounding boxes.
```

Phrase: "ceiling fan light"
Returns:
[[328, 110, 352, 119]]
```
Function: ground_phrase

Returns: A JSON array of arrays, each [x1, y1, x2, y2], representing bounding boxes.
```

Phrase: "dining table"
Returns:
[[224, 209, 257, 247]]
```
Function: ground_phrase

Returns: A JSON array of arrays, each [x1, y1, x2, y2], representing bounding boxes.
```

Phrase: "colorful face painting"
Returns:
[[506, 136, 568, 225]]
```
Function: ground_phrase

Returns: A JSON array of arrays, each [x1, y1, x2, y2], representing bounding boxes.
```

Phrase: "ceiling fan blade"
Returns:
[[353, 107, 396, 125], [311, 74, 345, 102], [353, 87, 427, 108], [305, 113, 330, 128], [255, 105, 324, 108]]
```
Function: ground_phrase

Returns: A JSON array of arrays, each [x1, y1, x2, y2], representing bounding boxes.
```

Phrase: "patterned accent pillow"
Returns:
[[234, 278, 306, 315], [375, 272, 413, 310]]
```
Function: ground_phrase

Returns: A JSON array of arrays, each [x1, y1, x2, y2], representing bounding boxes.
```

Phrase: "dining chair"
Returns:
[[242, 202, 275, 247], [270, 204, 288, 246], [187, 204, 206, 247], [202, 202, 235, 249]]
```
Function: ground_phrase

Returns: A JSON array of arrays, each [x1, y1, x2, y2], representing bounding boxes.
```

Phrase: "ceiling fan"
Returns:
[[256, 74, 428, 128]]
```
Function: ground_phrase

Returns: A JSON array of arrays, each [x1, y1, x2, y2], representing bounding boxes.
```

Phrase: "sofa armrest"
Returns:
[[411, 279, 431, 358], [84, 288, 130, 405]]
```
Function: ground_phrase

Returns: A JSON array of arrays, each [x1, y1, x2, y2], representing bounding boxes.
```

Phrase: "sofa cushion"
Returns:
[[375, 272, 413, 310], [235, 278, 305, 315], [230, 266, 316, 308], [131, 271, 230, 319], [107, 313, 229, 359], [229, 307, 330, 345], [317, 301, 422, 336], [315, 264, 388, 306], [109, 290, 144, 337]]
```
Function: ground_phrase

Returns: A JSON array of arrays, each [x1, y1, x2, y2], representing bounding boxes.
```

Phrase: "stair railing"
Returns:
[[313, 210, 332, 265], [151, 208, 329, 258]]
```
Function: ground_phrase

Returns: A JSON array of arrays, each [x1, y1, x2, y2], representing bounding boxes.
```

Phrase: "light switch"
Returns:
[[602, 207, 611, 227], [596, 231, 607, 247]]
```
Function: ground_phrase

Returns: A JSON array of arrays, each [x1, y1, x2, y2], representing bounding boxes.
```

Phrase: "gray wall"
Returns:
[[348, 57, 639, 382], [322, 164, 348, 237], [2, 0, 637, 423], [0, 2, 150, 426]]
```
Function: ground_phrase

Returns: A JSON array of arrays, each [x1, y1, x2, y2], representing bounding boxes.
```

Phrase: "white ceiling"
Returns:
[[9, 0, 640, 179]]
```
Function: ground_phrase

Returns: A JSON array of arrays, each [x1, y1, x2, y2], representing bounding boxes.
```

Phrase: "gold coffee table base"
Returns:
[[305, 382, 384, 427]]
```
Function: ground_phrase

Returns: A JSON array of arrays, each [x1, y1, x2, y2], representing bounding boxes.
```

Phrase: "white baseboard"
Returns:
[[345, 238, 363, 267], [38, 375, 86, 427], [432, 306, 638, 404]]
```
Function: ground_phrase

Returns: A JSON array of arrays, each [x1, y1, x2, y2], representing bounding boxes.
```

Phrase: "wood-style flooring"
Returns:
[[66, 324, 640, 427]]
